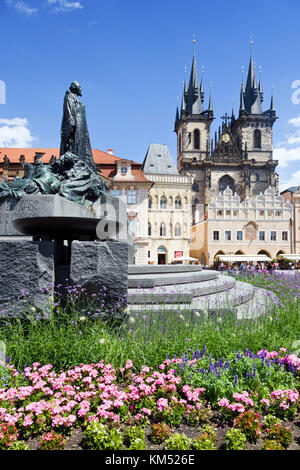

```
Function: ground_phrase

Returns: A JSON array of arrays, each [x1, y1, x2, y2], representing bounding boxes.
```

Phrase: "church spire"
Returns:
[[244, 40, 262, 114], [185, 38, 203, 114]]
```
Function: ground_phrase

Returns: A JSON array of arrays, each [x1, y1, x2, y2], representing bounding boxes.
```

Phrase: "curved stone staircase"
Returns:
[[127, 265, 277, 320]]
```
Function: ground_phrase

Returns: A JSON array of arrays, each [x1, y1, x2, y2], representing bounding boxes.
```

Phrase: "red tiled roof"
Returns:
[[0, 148, 150, 183]]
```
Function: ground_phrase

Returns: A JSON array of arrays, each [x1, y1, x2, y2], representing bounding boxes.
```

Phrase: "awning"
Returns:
[[173, 256, 198, 262], [278, 254, 300, 261], [217, 255, 272, 262]]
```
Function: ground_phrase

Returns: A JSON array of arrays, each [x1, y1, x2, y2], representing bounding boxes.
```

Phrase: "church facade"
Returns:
[[174, 44, 279, 219]]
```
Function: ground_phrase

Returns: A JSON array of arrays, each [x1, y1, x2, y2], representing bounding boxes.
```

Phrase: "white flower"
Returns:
[[79, 316, 86, 321], [128, 317, 135, 324], [99, 338, 106, 345]]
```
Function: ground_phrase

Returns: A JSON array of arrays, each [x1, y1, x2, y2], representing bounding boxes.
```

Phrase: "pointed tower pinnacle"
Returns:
[[244, 39, 262, 114], [270, 83, 276, 115], [185, 38, 202, 114], [208, 82, 213, 117]]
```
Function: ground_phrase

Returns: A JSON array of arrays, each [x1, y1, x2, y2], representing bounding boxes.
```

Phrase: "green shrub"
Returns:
[[164, 433, 192, 450], [225, 428, 247, 450], [150, 423, 172, 444], [8, 440, 30, 450], [185, 405, 213, 426], [84, 422, 123, 450], [124, 426, 145, 448], [0, 423, 18, 449], [40, 431, 66, 450], [233, 410, 262, 443], [261, 439, 285, 450], [267, 423, 292, 448], [128, 438, 147, 450]]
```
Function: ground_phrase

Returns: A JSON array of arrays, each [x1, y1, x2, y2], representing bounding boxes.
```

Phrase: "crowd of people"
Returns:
[[214, 260, 298, 274]]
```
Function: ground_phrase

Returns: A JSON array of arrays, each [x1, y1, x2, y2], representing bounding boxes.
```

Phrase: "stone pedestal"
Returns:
[[0, 241, 55, 317], [70, 240, 128, 316]]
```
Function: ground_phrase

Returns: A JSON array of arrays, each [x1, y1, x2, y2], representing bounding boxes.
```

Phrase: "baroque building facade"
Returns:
[[142, 144, 193, 264], [174, 44, 279, 218]]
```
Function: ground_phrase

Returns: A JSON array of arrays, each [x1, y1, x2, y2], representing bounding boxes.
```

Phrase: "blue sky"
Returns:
[[0, 0, 300, 191]]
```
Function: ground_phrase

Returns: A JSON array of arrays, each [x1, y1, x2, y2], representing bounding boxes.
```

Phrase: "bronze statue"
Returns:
[[0, 82, 108, 205], [60, 81, 96, 171]]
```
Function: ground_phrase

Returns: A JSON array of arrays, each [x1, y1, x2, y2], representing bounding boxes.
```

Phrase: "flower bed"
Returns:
[[0, 347, 299, 450]]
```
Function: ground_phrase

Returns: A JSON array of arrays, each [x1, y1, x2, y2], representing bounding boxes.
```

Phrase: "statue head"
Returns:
[[69, 81, 82, 96]]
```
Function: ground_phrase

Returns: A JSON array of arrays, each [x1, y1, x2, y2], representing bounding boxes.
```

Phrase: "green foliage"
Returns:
[[156, 403, 184, 427], [185, 405, 213, 426], [233, 410, 262, 443], [128, 438, 147, 450], [164, 433, 192, 450], [84, 422, 123, 450], [40, 431, 66, 450], [266, 423, 293, 448], [0, 423, 18, 449], [264, 414, 281, 428], [150, 422, 172, 444], [0, 271, 298, 372], [225, 428, 247, 450], [192, 424, 216, 450], [8, 440, 30, 450], [123, 426, 145, 448], [261, 439, 285, 450]]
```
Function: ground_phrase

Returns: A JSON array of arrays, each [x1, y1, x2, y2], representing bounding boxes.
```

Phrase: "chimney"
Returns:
[[107, 149, 114, 155]]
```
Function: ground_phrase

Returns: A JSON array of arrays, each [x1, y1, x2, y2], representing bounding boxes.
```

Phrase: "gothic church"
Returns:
[[174, 42, 278, 213]]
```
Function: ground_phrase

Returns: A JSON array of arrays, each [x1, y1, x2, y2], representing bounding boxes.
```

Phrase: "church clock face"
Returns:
[[222, 133, 230, 143]]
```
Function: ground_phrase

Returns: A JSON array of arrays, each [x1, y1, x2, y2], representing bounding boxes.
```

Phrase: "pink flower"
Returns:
[[218, 398, 230, 407], [157, 398, 168, 412]]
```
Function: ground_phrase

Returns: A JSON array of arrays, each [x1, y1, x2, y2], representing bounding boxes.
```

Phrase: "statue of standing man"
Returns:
[[60, 81, 97, 171]]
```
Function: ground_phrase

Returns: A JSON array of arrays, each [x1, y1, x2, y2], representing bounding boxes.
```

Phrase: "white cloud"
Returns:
[[274, 146, 300, 168], [274, 113, 300, 167], [279, 169, 300, 193], [48, 0, 84, 12], [6, 0, 38, 15], [0, 118, 36, 148]]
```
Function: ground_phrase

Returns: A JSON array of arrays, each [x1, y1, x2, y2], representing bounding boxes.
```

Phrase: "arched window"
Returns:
[[160, 223, 166, 237], [148, 223, 151, 236], [175, 196, 182, 209], [254, 129, 262, 149], [160, 196, 167, 209], [175, 223, 181, 237], [148, 196, 152, 209], [194, 129, 200, 149], [218, 175, 235, 193]]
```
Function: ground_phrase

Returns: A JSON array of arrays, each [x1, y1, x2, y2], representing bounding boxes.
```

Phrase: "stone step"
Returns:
[[128, 270, 218, 288], [127, 281, 255, 314], [127, 276, 236, 304], [128, 264, 203, 275]]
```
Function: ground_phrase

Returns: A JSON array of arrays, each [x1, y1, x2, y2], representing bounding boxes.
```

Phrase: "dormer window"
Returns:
[[121, 166, 128, 175]]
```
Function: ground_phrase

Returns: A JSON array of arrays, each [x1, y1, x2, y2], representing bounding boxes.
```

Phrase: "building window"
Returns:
[[148, 223, 151, 236], [111, 190, 120, 197], [148, 196, 152, 209], [160, 223, 166, 237], [194, 129, 200, 150], [175, 196, 182, 209], [128, 219, 137, 237], [254, 129, 262, 149], [127, 190, 136, 204], [259, 231, 265, 241], [175, 223, 181, 237], [213, 231, 219, 241], [275, 210, 282, 217], [225, 231, 231, 241], [236, 231, 243, 241], [160, 196, 167, 209], [226, 210, 230, 216], [282, 231, 288, 241], [270, 231, 277, 241], [148, 250, 151, 258], [217, 210, 223, 217], [259, 210, 264, 216]]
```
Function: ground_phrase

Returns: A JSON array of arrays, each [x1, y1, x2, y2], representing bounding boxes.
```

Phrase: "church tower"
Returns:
[[174, 40, 214, 206], [175, 42, 279, 212], [230, 44, 278, 197]]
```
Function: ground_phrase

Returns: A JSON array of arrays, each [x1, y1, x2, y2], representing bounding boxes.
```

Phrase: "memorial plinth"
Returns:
[[0, 194, 129, 317]]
